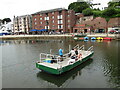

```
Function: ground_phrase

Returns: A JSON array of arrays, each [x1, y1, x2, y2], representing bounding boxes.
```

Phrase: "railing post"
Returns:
[[83, 45, 85, 50], [40, 53, 41, 63], [69, 45, 71, 52]]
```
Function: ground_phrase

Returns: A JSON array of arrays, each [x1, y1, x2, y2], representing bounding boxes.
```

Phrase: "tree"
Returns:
[[92, 10, 102, 17], [108, 1, 120, 8], [68, 2, 90, 13], [2, 18, 11, 24], [102, 7, 117, 17], [82, 8, 93, 16]]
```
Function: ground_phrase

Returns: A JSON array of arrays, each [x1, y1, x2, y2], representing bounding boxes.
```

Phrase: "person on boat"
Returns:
[[71, 48, 78, 58], [59, 47, 63, 57], [74, 48, 78, 56], [58, 47, 64, 61], [68, 48, 74, 57], [71, 48, 82, 60]]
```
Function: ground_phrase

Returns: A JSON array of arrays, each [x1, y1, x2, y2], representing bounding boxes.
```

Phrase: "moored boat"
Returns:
[[103, 37, 112, 40], [36, 45, 94, 75], [84, 37, 89, 40], [91, 37, 96, 40], [79, 37, 84, 40], [96, 37, 103, 40], [74, 37, 78, 40]]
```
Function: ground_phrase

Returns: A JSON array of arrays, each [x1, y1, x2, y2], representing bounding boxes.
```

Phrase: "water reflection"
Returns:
[[36, 59, 93, 87]]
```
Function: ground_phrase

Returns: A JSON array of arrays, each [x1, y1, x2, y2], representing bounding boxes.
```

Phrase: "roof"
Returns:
[[32, 8, 67, 15]]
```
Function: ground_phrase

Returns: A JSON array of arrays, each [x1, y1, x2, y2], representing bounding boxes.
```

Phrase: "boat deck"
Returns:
[[37, 50, 92, 69]]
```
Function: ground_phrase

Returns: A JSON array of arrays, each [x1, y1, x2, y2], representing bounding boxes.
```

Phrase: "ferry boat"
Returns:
[[36, 45, 94, 75]]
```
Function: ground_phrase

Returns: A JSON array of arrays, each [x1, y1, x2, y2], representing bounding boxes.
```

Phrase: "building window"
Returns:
[[68, 14, 70, 17], [52, 16, 54, 19], [45, 26, 49, 29], [40, 14, 42, 16], [52, 20, 54, 23], [34, 18, 36, 21], [40, 18, 42, 20], [45, 17, 49, 20], [58, 20, 63, 24], [40, 22, 42, 24], [35, 22, 37, 25], [52, 12, 54, 14], [58, 25, 63, 29], [68, 25, 70, 28], [57, 15, 62, 19], [68, 20, 70, 23]]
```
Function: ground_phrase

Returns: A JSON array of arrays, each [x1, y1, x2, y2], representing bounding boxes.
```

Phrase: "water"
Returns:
[[1, 39, 120, 88]]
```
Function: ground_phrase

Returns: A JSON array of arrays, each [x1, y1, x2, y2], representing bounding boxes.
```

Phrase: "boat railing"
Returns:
[[73, 44, 80, 49], [78, 45, 85, 50], [39, 53, 69, 64], [87, 46, 93, 52], [40, 53, 59, 62]]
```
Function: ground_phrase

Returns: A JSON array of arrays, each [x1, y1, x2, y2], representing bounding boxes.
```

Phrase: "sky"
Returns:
[[0, 0, 111, 20]]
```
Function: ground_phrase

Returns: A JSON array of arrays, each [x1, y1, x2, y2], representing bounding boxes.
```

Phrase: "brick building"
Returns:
[[73, 15, 120, 33], [32, 8, 76, 33]]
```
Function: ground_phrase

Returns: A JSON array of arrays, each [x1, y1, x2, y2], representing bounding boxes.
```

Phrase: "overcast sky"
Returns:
[[0, 0, 111, 20]]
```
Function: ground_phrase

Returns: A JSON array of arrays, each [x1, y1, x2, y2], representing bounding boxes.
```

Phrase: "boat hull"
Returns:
[[36, 52, 94, 75]]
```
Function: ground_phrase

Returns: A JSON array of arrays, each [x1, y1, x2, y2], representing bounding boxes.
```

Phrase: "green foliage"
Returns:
[[108, 1, 120, 8], [2, 18, 11, 24], [102, 7, 118, 18], [93, 10, 102, 17], [68, 2, 90, 13], [82, 8, 93, 16], [68, 1, 120, 19]]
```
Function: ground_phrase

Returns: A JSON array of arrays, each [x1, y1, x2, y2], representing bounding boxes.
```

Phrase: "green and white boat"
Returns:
[[36, 45, 94, 75]]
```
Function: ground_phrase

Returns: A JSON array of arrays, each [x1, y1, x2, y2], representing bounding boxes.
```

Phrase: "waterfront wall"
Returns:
[[0, 34, 119, 40], [0, 35, 73, 40]]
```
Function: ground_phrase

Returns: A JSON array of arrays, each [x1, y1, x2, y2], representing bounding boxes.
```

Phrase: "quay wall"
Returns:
[[0, 35, 73, 40], [0, 34, 119, 40]]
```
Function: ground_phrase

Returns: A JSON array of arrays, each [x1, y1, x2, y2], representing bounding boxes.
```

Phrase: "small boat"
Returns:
[[96, 37, 103, 40], [103, 37, 112, 40], [84, 37, 89, 40], [36, 45, 94, 75], [91, 37, 96, 40], [74, 37, 78, 40], [79, 37, 84, 40]]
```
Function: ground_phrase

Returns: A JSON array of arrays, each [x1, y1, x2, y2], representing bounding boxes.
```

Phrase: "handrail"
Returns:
[[73, 44, 79, 49], [78, 45, 85, 50], [87, 46, 93, 52]]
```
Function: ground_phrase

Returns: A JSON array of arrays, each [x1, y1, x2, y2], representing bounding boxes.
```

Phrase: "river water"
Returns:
[[1, 39, 120, 88]]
